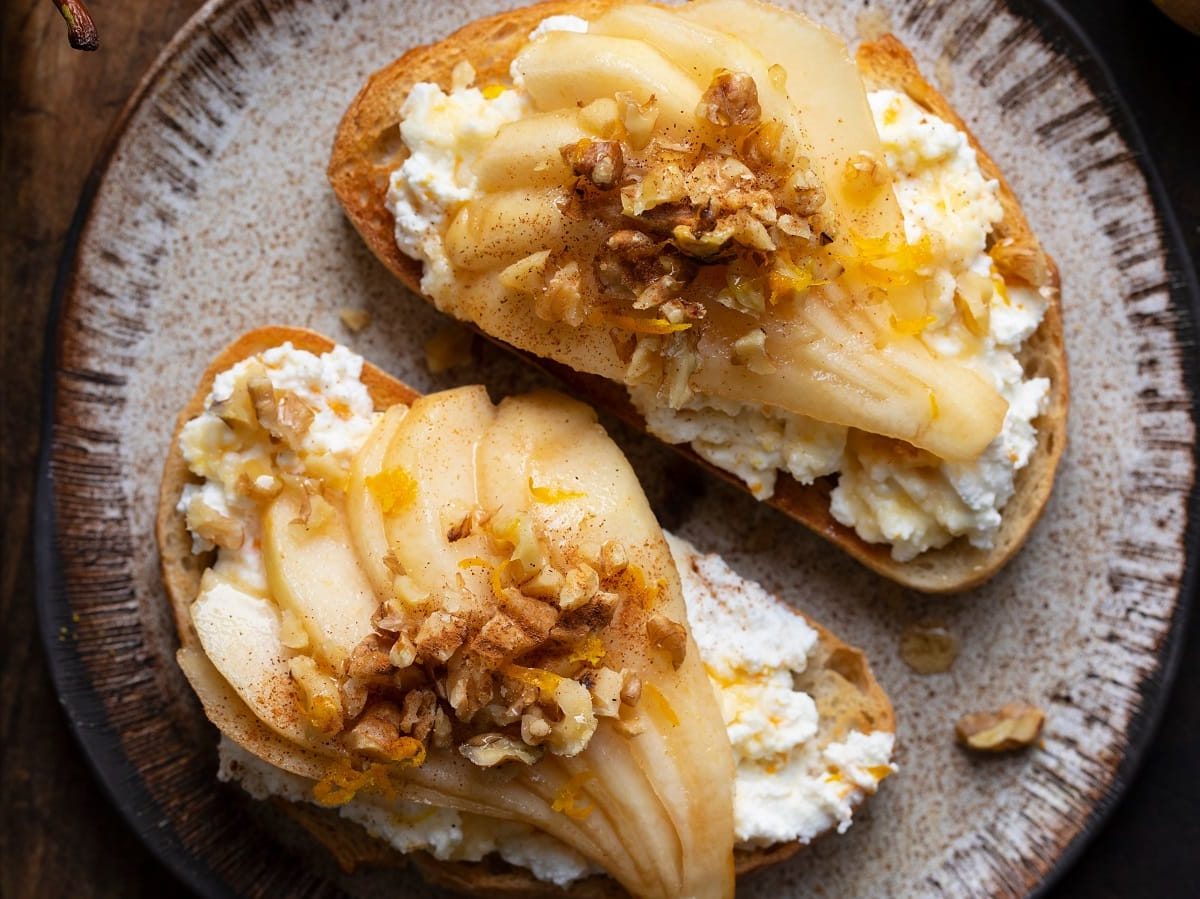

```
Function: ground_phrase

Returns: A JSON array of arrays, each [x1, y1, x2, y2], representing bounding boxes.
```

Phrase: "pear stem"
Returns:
[[52, 0, 98, 51]]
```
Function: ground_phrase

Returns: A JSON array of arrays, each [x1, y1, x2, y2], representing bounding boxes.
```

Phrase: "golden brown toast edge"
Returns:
[[157, 325, 894, 894], [327, 1, 1069, 594]]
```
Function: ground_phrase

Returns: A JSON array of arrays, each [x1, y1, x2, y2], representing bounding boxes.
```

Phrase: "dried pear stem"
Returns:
[[51, 0, 99, 51]]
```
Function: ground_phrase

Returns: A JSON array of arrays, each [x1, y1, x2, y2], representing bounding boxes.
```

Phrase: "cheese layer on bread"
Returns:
[[382, 5, 1054, 561], [181, 342, 894, 886]]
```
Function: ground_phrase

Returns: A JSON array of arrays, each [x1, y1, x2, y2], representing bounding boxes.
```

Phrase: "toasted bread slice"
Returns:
[[328, 0, 1068, 593], [158, 326, 895, 893]]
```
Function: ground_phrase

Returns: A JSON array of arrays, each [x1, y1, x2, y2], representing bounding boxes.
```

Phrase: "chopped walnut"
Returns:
[[210, 374, 259, 429], [445, 506, 490, 543], [732, 327, 777, 375], [339, 677, 368, 721], [338, 307, 372, 333], [697, 70, 762, 127], [500, 588, 559, 642], [561, 138, 625, 190], [956, 703, 1045, 752], [346, 634, 393, 680], [342, 701, 422, 762], [431, 707, 453, 749], [520, 565, 565, 601], [288, 656, 343, 735], [646, 615, 687, 669], [842, 150, 889, 203], [521, 709, 553, 745], [582, 667, 625, 718], [185, 495, 245, 551], [399, 688, 439, 742], [615, 91, 659, 149], [784, 166, 827, 217], [248, 376, 313, 447], [460, 733, 543, 767], [445, 654, 494, 721], [599, 540, 628, 577], [606, 229, 658, 260], [389, 632, 416, 669], [534, 261, 589, 327], [373, 598, 406, 632], [619, 670, 642, 706], [413, 611, 468, 664], [560, 564, 601, 611], [569, 589, 621, 631], [469, 610, 534, 668]]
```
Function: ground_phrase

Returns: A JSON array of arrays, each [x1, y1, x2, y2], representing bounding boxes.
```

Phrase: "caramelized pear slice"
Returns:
[[262, 487, 378, 667], [472, 110, 589, 191], [512, 32, 707, 141], [190, 573, 334, 750], [347, 404, 409, 602], [695, 287, 1007, 460], [477, 391, 736, 899], [680, 0, 903, 244], [445, 188, 572, 273], [377, 386, 496, 598], [188, 578, 691, 896], [591, 4, 803, 146]]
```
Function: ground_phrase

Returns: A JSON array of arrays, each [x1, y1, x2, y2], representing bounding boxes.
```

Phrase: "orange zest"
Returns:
[[602, 314, 692, 335], [551, 771, 597, 820], [528, 476, 585, 504], [366, 467, 417, 515]]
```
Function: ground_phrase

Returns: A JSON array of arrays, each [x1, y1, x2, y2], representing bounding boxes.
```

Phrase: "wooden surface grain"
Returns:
[[0, 1, 1195, 898]]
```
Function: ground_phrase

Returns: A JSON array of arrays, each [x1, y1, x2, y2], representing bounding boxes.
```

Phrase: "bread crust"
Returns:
[[328, 1, 1069, 593], [158, 325, 895, 895]]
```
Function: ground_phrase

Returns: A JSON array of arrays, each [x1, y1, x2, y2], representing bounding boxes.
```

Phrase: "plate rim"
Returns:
[[32, 0, 1200, 897]]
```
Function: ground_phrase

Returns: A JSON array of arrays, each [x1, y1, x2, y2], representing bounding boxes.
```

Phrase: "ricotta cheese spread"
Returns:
[[186, 342, 894, 886], [383, 19, 1052, 561]]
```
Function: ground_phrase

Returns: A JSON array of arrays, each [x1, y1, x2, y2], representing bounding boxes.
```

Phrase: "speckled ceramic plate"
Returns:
[[35, 0, 1199, 896]]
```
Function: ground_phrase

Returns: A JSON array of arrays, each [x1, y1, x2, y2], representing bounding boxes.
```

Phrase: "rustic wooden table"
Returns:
[[1, 1, 1196, 897]]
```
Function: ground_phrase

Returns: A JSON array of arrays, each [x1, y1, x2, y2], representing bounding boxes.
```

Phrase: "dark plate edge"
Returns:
[[30, 2, 1200, 899], [1010, 1, 1200, 895], [34, 1, 246, 896]]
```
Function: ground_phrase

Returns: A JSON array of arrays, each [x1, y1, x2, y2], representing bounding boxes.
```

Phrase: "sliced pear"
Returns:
[[477, 390, 735, 899], [472, 111, 589, 191], [591, 4, 804, 148], [445, 188, 571, 273], [379, 386, 497, 598], [262, 487, 378, 667], [190, 575, 324, 748], [694, 287, 1006, 459], [347, 404, 409, 602], [681, 0, 903, 244], [512, 32, 706, 141]]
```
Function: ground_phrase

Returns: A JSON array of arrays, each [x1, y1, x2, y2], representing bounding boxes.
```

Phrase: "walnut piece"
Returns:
[[288, 656, 343, 735], [338, 307, 372, 333], [185, 495, 245, 551], [342, 701, 423, 762], [560, 563, 601, 611], [346, 634, 393, 680], [955, 703, 1045, 752], [413, 611, 468, 664], [646, 615, 687, 669], [399, 688, 439, 742], [561, 138, 625, 189], [599, 540, 628, 577], [248, 376, 313, 447], [697, 70, 761, 127], [460, 733, 543, 767], [581, 666, 624, 718]]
